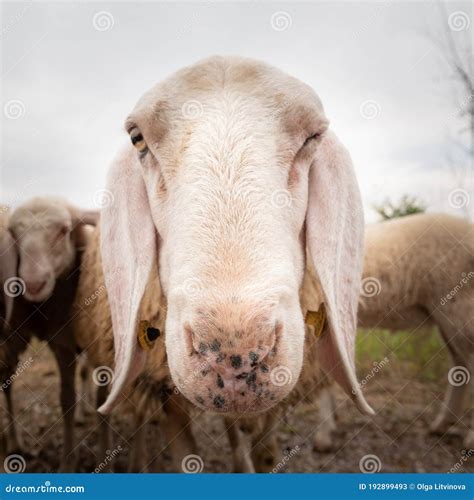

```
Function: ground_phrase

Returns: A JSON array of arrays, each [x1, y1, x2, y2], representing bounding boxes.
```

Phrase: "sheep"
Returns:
[[0, 205, 24, 454], [96, 55, 373, 429], [302, 213, 474, 453], [0, 197, 98, 471], [359, 213, 473, 449]]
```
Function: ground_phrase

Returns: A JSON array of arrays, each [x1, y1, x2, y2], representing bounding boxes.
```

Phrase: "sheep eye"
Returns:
[[302, 133, 320, 148], [129, 128, 148, 155]]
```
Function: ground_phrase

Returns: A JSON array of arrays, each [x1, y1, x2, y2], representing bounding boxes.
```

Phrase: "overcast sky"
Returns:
[[1, 0, 472, 222]]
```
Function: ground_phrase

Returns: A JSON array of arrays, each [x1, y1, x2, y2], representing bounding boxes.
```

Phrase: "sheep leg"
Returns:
[[430, 379, 467, 433], [52, 346, 77, 472], [76, 353, 94, 423], [313, 385, 337, 452], [162, 394, 198, 472], [127, 417, 148, 472], [430, 321, 472, 435], [2, 382, 24, 453], [250, 414, 279, 473], [464, 429, 474, 450], [95, 384, 113, 472], [225, 418, 255, 473]]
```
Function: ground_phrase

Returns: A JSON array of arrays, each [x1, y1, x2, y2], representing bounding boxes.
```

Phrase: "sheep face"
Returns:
[[7, 198, 97, 303], [100, 57, 373, 418], [133, 64, 326, 414]]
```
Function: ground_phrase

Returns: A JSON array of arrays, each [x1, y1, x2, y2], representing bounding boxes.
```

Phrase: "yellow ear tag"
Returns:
[[138, 320, 161, 351], [305, 304, 326, 338]]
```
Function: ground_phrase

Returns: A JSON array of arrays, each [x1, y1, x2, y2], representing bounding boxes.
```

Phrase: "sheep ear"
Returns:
[[71, 208, 100, 251], [306, 131, 374, 416], [98, 146, 156, 414], [73, 209, 100, 227], [0, 229, 18, 327]]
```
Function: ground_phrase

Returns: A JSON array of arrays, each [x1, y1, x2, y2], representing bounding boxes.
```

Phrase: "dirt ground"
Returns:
[[2, 338, 472, 474]]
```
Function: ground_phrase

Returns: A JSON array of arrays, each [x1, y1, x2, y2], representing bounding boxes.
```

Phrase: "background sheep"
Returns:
[[0, 206, 15, 329], [0, 205, 23, 454], [313, 213, 474, 451], [0, 197, 97, 471]]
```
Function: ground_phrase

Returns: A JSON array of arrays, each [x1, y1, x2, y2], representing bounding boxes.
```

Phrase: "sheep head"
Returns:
[[99, 56, 373, 417], [6, 197, 98, 303]]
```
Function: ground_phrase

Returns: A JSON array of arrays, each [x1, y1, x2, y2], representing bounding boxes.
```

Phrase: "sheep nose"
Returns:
[[195, 336, 276, 387], [206, 350, 269, 375], [25, 280, 47, 295]]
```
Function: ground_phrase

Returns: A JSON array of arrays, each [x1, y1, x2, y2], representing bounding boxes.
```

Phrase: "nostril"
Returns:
[[249, 351, 259, 366], [230, 354, 242, 369]]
